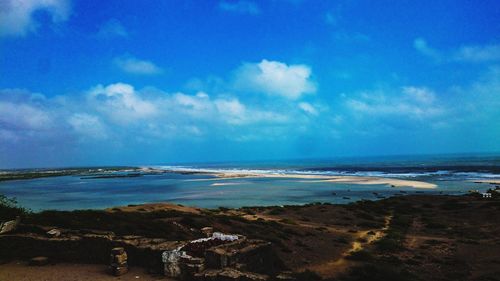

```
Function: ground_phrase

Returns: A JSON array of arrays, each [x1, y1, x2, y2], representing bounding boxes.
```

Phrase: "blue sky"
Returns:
[[0, 0, 499, 168]]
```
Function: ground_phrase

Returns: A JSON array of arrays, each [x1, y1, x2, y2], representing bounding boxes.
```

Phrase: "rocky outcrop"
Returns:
[[0, 216, 20, 234], [109, 247, 128, 276]]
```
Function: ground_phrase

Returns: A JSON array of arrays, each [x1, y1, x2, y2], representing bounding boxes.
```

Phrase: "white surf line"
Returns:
[[210, 182, 245, 186]]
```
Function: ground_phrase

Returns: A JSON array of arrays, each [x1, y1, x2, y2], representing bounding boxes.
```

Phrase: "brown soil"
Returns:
[[106, 203, 202, 215], [0, 261, 171, 281]]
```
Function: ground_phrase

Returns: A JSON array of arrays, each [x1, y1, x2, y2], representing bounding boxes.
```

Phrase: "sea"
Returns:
[[1, 154, 499, 211]]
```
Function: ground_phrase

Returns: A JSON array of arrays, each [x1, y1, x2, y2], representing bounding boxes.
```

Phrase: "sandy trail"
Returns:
[[303, 215, 393, 278]]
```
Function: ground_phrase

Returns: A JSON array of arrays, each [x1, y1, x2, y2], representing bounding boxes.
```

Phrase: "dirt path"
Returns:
[[303, 215, 393, 279]]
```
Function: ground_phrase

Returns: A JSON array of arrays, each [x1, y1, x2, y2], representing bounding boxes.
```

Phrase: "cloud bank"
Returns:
[[1, 59, 499, 167], [0, 0, 71, 37]]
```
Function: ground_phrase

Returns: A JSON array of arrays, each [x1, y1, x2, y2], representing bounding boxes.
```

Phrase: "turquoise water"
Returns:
[[0, 170, 495, 211], [0, 154, 499, 210]]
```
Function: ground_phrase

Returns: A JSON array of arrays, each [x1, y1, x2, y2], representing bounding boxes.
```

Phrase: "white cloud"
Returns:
[[413, 38, 441, 61], [97, 18, 128, 38], [88, 83, 158, 123], [414, 38, 500, 63], [0, 0, 70, 37], [68, 113, 107, 139], [346, 86, 442, 120], [114, 56, 163, 75], [0, 101, 52, 130], [173, 92, 213, 118], [298, 102, 318, 116], [0, 75, 322, 157], [454, 44, 500, 63], [402, 86, 435, 104], [234, 59, 316, 99], [218, 1, 260, 15], [214, 98, 247, 124]]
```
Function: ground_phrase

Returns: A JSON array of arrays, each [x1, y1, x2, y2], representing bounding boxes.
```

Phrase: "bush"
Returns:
[[0, 194, 29, 221], [268, 208, 285, 215]]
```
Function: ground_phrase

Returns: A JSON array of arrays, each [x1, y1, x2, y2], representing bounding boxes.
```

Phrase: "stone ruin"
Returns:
[[0, 222, 286, 280], [109, 247, 128, 276], [162, 231, 273, 280]]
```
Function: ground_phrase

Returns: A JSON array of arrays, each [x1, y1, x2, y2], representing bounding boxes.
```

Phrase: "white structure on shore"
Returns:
[[481, 193, 492, 198]]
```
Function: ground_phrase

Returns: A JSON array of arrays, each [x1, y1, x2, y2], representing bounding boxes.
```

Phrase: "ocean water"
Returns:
[[0, 154, 499, 211]]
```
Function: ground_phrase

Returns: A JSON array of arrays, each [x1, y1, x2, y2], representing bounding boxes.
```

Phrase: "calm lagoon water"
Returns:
[[0, 171, 494, 211], [1, 155, 499, 210]]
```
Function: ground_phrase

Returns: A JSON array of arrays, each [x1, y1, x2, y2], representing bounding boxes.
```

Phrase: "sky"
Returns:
[[0, 0, 499, 168]]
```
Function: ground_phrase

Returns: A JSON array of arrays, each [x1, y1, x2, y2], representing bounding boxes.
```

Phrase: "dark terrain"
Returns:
[[1, 192, 500, 281]]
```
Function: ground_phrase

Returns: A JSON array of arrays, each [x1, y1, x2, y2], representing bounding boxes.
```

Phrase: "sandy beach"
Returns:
[[184, 170, 438, 189]]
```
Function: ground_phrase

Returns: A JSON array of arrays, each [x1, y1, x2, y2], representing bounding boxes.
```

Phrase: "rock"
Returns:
[[181, 262, 205, 277], [111, 247, 125, 255], [110, 266, 129, 276], [0, 217, 20, 234], [201, 227, 214, 237], [111, 252, 128, 264], [162, 250, 186, 278], [218, 268, 242, 280], [110, 247, 128, 276], [46, 229, 61, 238], [29, 256, 49, 266], [204, 268, 268, 281], [275, 271, 296, 281]]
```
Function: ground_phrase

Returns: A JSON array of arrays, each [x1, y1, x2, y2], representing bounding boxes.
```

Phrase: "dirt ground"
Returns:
[[0, 261, 170, 281]]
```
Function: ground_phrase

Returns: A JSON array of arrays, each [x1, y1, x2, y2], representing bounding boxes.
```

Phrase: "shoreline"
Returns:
[[181, 169, 438, 189]]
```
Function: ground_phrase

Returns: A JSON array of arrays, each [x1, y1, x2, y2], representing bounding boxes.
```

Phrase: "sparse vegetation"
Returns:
[[0, 194, 30, 221]]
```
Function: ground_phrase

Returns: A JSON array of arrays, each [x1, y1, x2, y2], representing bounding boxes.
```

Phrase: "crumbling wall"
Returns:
[[204, 239, 275, 273], [0, 234, 167, 273], [162, 249, 186, 278]]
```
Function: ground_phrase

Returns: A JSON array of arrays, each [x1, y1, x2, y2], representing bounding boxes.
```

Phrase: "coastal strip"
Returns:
[[167, 168, 438, 189]]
